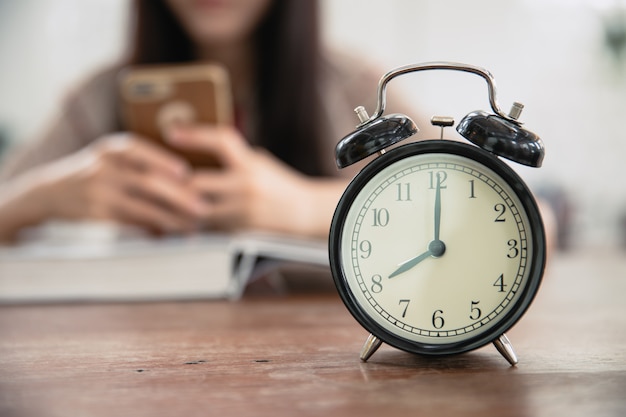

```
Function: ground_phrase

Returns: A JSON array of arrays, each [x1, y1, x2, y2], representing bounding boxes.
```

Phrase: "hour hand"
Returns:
[[388, 249, 432, 278]]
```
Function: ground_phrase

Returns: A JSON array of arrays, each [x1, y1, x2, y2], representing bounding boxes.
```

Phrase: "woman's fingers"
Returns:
[[106, 186, 197, 233], [80, 134, 209, 230], [187, 170, 240, 199], [96, 134, 213, 226], [97, 133, 191, 179], [165, 125, 248, 168], [117, 167, 208, 220], [204, 198, 245, 231]]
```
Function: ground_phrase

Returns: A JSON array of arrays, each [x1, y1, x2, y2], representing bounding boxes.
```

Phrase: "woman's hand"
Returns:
[[0, 133, 209, 241], [167, 125, 347, 237]]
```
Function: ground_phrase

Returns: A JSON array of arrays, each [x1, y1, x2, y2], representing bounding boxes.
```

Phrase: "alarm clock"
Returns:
[[329, 62, 546, 366]]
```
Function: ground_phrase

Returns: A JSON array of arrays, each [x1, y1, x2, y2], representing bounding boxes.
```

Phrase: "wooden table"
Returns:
[[1, 250, 625, 417]]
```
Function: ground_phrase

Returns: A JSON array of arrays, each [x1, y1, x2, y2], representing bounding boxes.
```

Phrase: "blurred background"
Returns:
[[0, 0, 625, 250]]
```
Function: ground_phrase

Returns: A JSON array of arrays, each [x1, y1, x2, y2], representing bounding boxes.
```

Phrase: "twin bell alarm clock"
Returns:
[[328, 62, 546, 365]]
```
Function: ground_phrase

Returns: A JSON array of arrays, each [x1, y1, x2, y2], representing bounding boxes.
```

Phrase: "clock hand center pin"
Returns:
[[428, 239, 446, 257]]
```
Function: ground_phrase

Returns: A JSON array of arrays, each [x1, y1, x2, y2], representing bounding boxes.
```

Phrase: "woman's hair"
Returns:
[[128, 0, 323, 176]]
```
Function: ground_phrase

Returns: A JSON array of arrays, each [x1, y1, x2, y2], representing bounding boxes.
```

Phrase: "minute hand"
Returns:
[[434, 173, 442, 241]]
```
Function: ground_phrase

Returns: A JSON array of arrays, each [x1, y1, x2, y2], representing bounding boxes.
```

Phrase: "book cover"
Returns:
[[0, 222, 329, 303]]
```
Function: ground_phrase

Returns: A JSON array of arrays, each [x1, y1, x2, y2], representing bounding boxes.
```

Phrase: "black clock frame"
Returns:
[[329, 140, 546, 357]]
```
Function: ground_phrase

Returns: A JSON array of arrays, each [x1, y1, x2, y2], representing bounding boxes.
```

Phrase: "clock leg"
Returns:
[[493, 333, 518, 366], [360, 333, 383, 362]]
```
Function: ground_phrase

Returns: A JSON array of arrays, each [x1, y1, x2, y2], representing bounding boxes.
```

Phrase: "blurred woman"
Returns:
[[0, 0, 407, 242]]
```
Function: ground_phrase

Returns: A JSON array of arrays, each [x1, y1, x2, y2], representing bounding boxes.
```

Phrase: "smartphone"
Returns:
[[119, 62, 233, 168]]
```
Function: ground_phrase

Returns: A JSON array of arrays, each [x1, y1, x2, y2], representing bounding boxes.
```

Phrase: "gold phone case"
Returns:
[[119, 63, 233, 168]]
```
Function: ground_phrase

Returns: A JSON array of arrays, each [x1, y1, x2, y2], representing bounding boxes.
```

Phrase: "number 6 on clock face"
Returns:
[[329, 140, 545, 358]]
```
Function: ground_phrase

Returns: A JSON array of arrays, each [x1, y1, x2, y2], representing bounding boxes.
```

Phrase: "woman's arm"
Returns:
[[0, 171, 53, 242], [0, 134, 210, 243]]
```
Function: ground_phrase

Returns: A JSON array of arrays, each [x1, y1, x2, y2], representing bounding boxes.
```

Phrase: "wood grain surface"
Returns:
[[1, 249, 625, 417]]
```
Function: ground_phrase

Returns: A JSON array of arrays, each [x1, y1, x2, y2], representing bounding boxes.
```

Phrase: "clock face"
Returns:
[[330, 141, 545, 355]]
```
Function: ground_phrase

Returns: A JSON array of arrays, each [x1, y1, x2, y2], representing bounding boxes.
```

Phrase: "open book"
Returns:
[[0, 222, 329, 303]]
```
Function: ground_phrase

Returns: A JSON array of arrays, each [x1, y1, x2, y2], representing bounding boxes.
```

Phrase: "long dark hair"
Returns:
[[127, 0, 323, 176]]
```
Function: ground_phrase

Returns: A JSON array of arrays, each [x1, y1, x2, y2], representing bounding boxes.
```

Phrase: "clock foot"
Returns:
[[493, 333, 518, 366], [360, 334, 383, 362]]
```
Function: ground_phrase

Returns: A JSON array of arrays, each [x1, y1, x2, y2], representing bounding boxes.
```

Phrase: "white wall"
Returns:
[[0, 0, 128, 143], [1, 0, 625, 248]]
